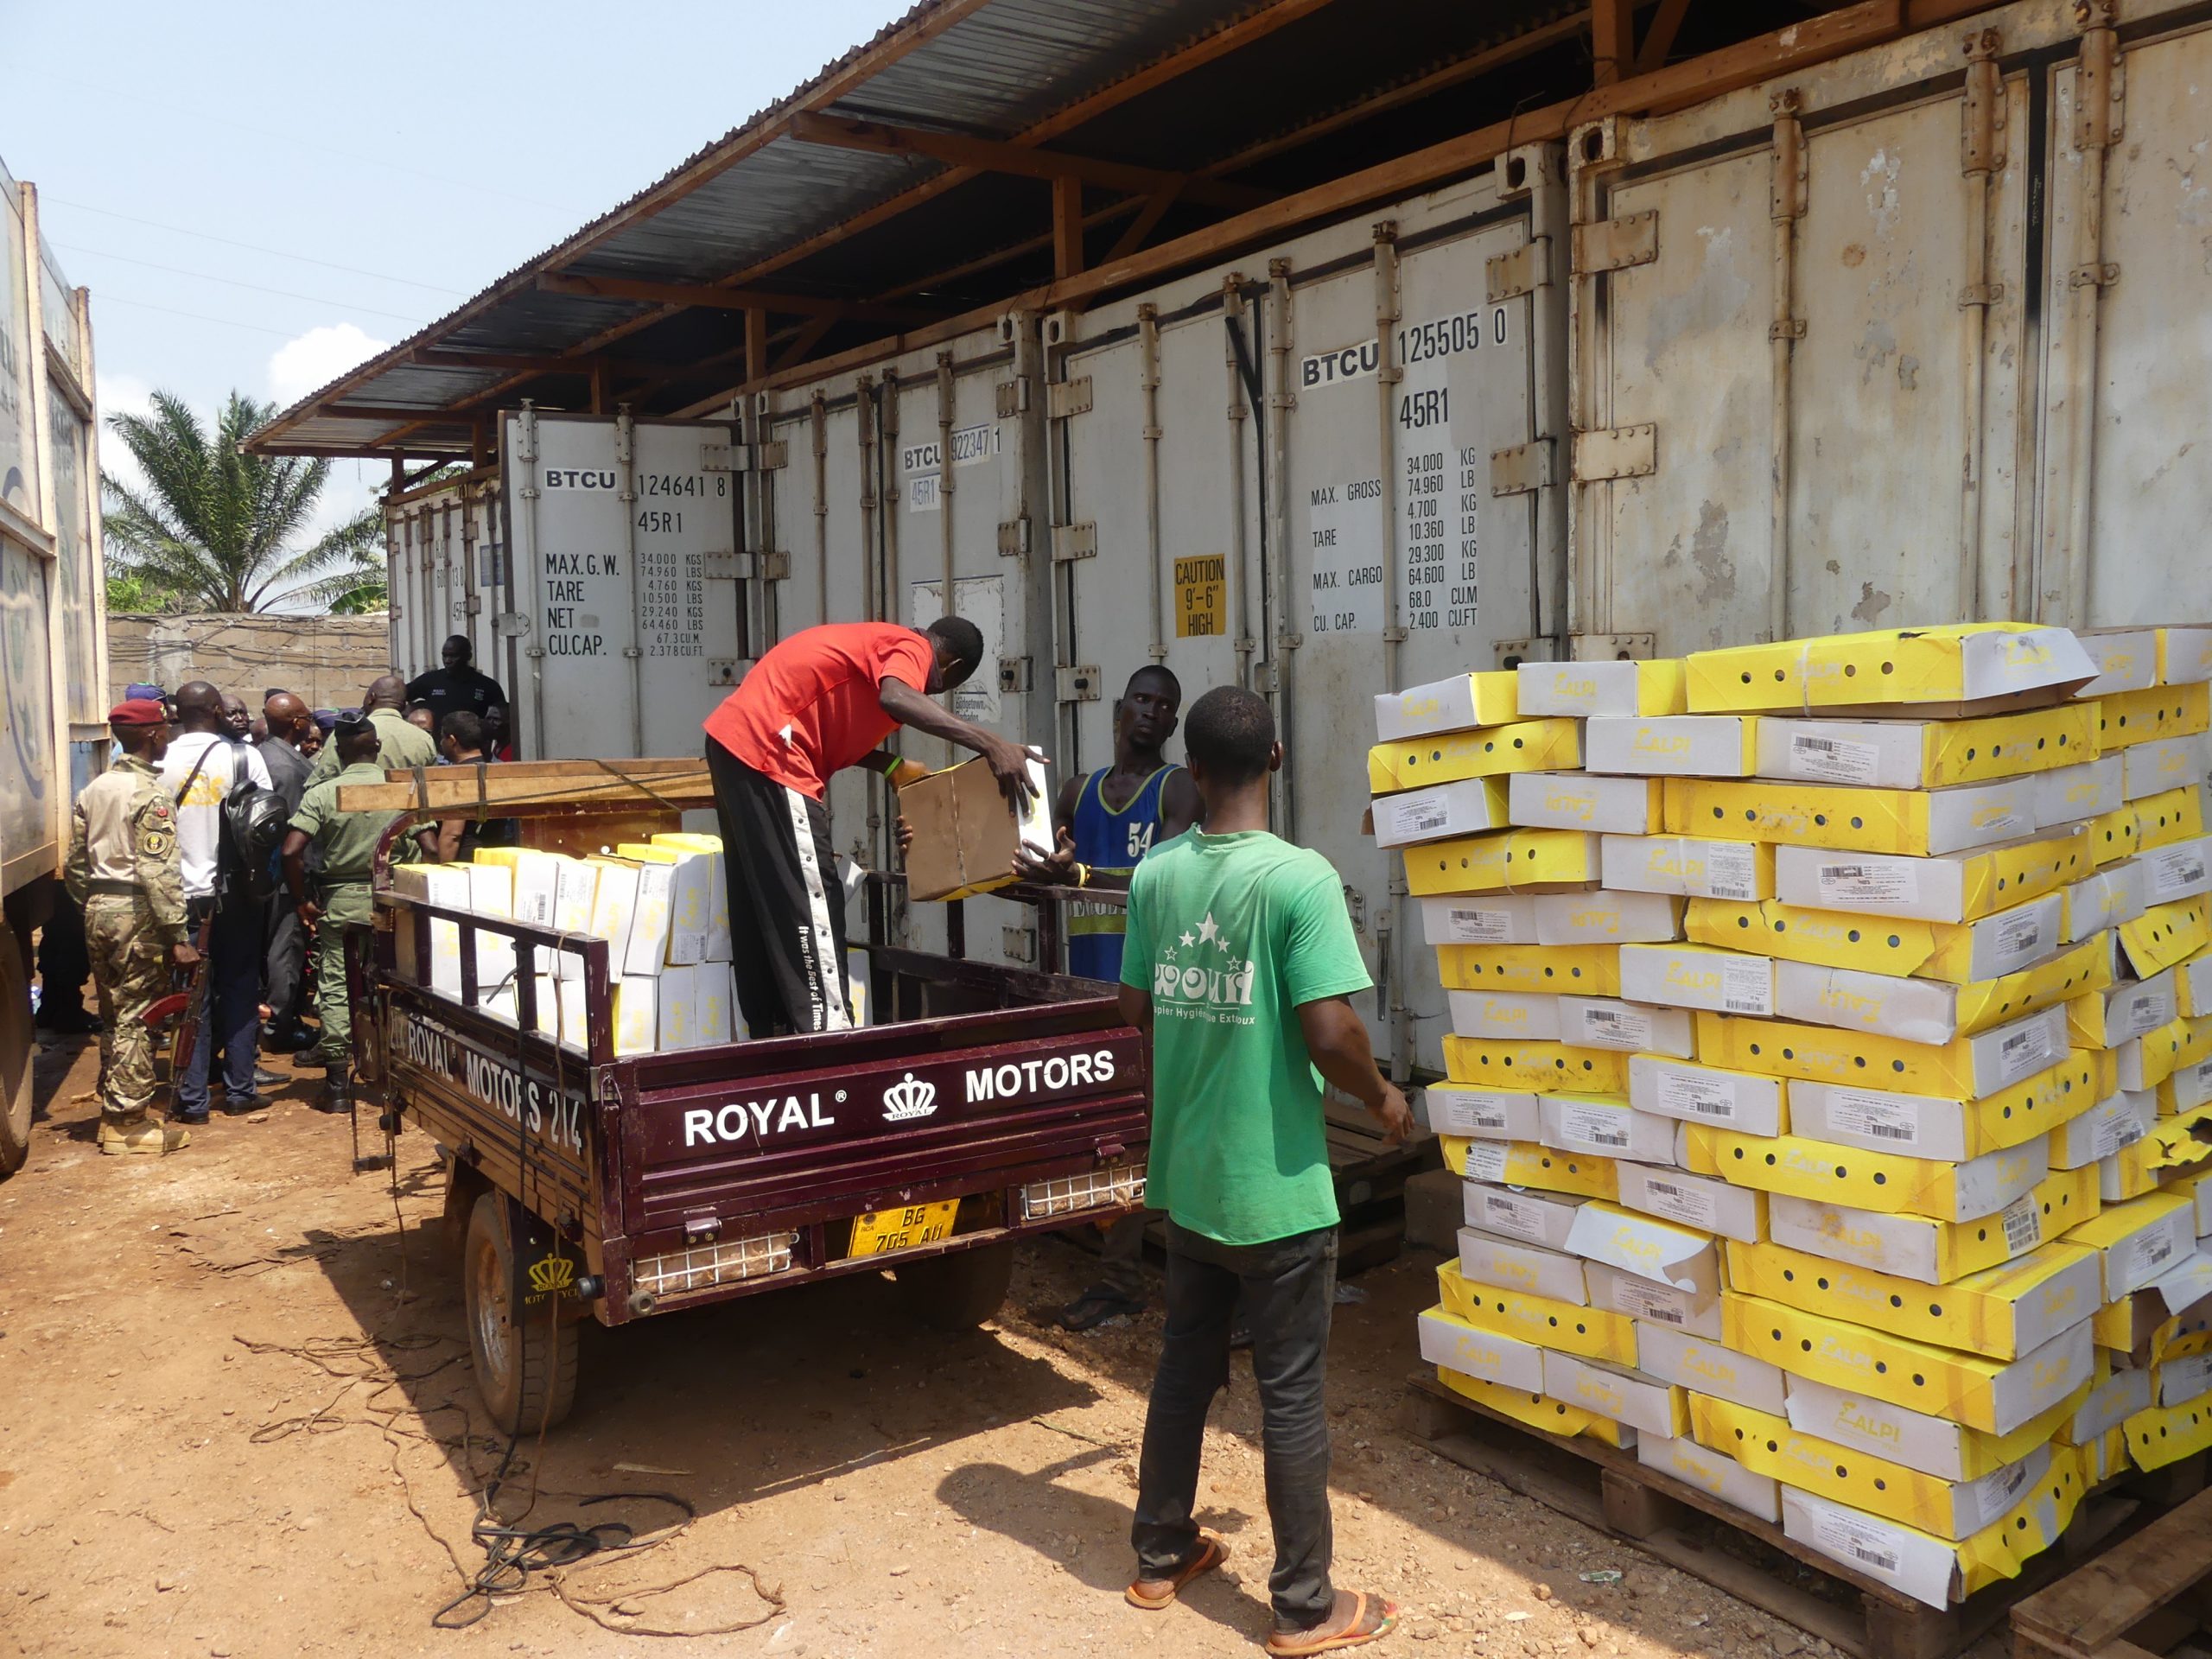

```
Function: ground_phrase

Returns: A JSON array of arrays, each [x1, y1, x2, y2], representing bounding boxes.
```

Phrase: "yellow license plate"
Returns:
[[850, 1200, 958, 1256]]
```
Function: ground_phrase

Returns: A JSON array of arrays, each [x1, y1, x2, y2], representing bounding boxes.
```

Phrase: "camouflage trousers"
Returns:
[[86, 894, 170, 1121]]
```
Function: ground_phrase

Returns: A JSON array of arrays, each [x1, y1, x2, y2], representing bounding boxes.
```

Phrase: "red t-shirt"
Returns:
[[704, 622, 935, 798]]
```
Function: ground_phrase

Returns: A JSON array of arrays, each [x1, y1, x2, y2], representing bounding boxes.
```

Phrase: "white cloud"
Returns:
[[95, 370, 158, 497], [266, 321, 388, 409]]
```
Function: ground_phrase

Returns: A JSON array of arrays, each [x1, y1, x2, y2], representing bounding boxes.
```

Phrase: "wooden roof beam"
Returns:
[[785, 111, 1270, 210], [537, 272, 944, 325]]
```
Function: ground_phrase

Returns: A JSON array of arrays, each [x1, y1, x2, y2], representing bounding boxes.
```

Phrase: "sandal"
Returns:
[[1264, 1591, 1400, 1656], [1054, 1289, 1144, 1332], [1125, 1532, 1229, 1610]]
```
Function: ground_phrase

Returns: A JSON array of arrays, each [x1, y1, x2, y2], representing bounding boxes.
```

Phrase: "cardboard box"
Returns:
[[1368, 718, 1583, 793], [2076, 628, 2161, 697], [2159, 627, 2212, 686], [651, 832, 732, 959], [2037, 755, 2126, 826], [1664, 776, 2037, 858], [1539, 1094, 1681, 1165], [466, 860, 513, 919], [655, 964, 696, 1050], [1756, 705, 2097, 791], [1566, 1200, 1720, 1300], [2156, 1349, 2212, 1407], [1508, 772, 1666, 834], [1417, 1306, 1548, 1392], [463, 861, 518, 1010], [1463, 1182, 1589, 1250], [1786, 1055, 2101, 1164], [1615, 1162, 1765, 1243], [1458, 1226, 1589, 1305], [1620, 943, 1775, 1015], [1426, 1084, 1544, 1141], [619, 842, 708, 964], [1443, 1136, 1618, 1198], [1542, 1350, 1689, 1438], [1586, 1262, 1724, 1338], [1371, 778, 1510, 848], [1636, 1327, 1788, 1414], [623, 861, 677, 976], [1403, 830, 1602, 897], [1535, 890, 1686, 944], [1443, 1036, 1629, 1094], [390, 864, 468, 1000], [898, 757, 1052, 901], [2121, 901, 2211, 980], [694, 963, 740, 1046], [1764, 1167, 2099, 1284], [2066, 1191, 2198, 1301], [582, 857, 641, 972], [1695, 1394, 2053, 1540], [474, 846, 560, 927], [1692, 1003, 2071, 1098], [1726, 1236, 2103, 1362], [2061, 1365, 2152, 1446], [2091, 803, 2141, 867], [1448, 989, 1563, 1042], [2137, 785, 2208, 852], [1601, 833, 1775, 900], [1437, 1259, 1637, 1363], [2143, 834, 2212, 904], [1687, 1127, 2049, 1223], [1688, 894, 2064, 986], [610, 976, 658, 1057], [1421, 894, 1538, 946], [2126, 1388, 2212, 1469], [1778, 1478, 2082, 1611], [2062, 860, 2148, 942], [1637, 1433, 1783, 1522], [2113, 1010, 2212, 1090], [2123, 735, 2209, 802], [1374, 671, 1522, 741], [1556, 996, 1695, 1057], [1585, 715, 1758, 779], [2094, 682, 2211, 750], [1516, 657, 1688, 718], [1724, 1291, 2097, 1433], [1628, 1055, 1788, 1137], [2164, 1052, 2212, 1113], [1685, 624, 2097, 715], [1433, 1365, 1634, 1448], [1772, 938, 2108, 1045], [1439, 942, 1619, 995], [2069, 970, 2177, 1049], [531, 973, 590, 1052], [1773, 831, 2092, 925]]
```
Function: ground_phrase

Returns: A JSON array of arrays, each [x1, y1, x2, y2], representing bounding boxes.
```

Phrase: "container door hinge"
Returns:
[[707, 659, 747, 687], [706, 551, 790, 581], [1001, 925, 1037, 965], [495, 612, 532, 639], [1046, 377, 1094, 420], [995, 378, 1030, 417], [1570, 211, 1657, 276], [996, 516, 1032, 556], [997, 657, 1032, 694], [462, 593, 483, 616], [1056, 664, 1102, 702], [1491, 439, 1556, 497], [1573, 425, 1657, 481], [1050, 522, 1097, 562], [1485, 237, 1553, 303], [702, 441, 788, 473]]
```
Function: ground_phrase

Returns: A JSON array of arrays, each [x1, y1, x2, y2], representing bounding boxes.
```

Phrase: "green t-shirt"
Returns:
[[292, 760, 410, 881], [1121, 829, 1373, 1245]]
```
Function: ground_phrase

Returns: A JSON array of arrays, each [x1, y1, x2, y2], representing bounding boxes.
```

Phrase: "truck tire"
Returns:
[[0, 931, 34, 1179], [898, 1240, 1015, 1331], [462, 1192, 579, 1433]]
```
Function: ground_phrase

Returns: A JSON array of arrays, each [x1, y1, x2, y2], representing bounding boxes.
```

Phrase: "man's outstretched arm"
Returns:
[[877, 676, 1046, 807], [1296, 995, 1413, 1143]]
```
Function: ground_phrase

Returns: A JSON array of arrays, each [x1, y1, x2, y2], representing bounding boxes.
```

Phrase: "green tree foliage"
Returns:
[[101, 391, 383, 613]]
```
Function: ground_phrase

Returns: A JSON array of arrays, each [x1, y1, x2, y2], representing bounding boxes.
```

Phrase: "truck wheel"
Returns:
[[898, 1240, 1015, 1331], [462, 1193, 578, 1433], [0, 931, 34, 1179]]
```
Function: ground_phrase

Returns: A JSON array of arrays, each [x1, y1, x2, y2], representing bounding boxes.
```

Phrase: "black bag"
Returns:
[[219, 769, 293, 904]]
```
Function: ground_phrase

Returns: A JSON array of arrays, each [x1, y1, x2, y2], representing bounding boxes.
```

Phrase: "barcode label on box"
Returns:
[[1997, 1023, 2053, 1087], [1635, 1174, 1720, 1231], [2093, 1109, 2147, 1158], [1478, 1192, 1548, 1243], [1561, 1103, 1630, 1149], [1721, 957, 1775, 1015], [1827, 1089, 1921, 1147], [2125, 1229, 2176, 1286], [1577, 1003, 1654, 1051], [1816, 861, 1917, 908], [1392, 798, 1452, 839], [1657, 1069, 1742, 1122], [2150, 847, 2209, 897], [1790, 731, 1883, 785], [1811, 1508, 1905, 1577], [1606, 1276, 1688, 1325], [2125, 992, 2170, 1038], [1463, 1142, 1510, 1183], [2000, 1192, 2042, 1255], [1447, 906, 1516, 944], [1703, 842, 1759, 901], [1991, 907, 2045, 968]]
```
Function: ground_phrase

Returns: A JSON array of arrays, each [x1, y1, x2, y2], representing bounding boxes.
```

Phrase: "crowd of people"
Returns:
[[47, 637, 507, 1148]]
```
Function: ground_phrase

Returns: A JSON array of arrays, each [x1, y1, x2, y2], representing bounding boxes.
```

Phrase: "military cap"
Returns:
[[108, 698, 168, 728]]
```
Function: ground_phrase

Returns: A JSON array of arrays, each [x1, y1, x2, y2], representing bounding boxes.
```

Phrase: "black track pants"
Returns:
[[705, 737, 851, 1038]]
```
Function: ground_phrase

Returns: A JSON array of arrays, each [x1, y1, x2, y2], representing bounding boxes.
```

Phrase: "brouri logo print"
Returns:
[[1151, 911, 1256, 1023]]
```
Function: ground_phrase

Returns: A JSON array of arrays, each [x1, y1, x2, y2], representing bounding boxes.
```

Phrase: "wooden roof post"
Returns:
[[1052, 175, 1085, 280]]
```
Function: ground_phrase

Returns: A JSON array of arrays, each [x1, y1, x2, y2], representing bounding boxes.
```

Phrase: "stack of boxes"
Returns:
[[1379, 622, 2212, 1611]]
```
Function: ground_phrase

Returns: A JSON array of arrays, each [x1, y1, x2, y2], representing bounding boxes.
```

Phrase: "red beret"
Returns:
[[108, 698, 168, 728]]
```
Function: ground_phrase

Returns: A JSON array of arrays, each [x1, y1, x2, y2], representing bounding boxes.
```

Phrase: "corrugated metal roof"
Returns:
[[247, 0, 1587, 456]]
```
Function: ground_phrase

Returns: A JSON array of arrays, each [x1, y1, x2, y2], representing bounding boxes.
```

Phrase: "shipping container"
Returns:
[[1, 157, 108, 1175]]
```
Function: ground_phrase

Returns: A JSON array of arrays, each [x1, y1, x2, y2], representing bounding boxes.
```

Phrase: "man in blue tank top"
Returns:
[[1020, 664, 1198, 1330]]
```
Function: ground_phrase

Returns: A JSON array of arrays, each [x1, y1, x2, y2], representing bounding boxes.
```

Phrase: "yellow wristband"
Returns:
[[1072, 862, 1091, 888]]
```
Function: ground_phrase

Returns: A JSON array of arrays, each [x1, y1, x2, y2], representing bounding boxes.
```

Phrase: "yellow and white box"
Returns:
[[1693, 1003, 2070, 1098], [1448, 989, 1564, 1042], [1447, 1136, 1618, 1198], [1763, 1168, 2099, 1284], [1586, 1262, 1724, 1338], [2158, 626, 2212, 685], [2143, 835, 2212, 904], [2064, 1366, 2152, 1446], [1375, 671, 1521, 741], [1436, 1260, 1636, 1364], [652, 833, 732, 960], [1616, 1162, 1766, 1243], [624, 841, 711, 964], [1535, 890, 1686, 945], [1585, 716, 1758, 779], [1508, 772, 1666, 835], [2050, 1090, 2158, 1170], [1541, 1096, 1682, 1166], [1416, 1306, 1548, 1392], [1459, 1226, 1589, 1305], [610, 976, 658, 1058], [1602, 833, 1774, 900], [1778, 1480, 2075, 1611], [655, 964, 697, 1050], [1443, 1036, 1628, 1094], [1687, 1127, 2049, 1224], [1421, 894, 1538, 946], [2122, 735, 2209, 803], [2070, 972, 2177, 1049], [1620, 943, 1775, 1016], [1774, 831, 2091, 925], [2062, 860, 2147, 942], [1567, 1201, 1720, 1301], [463, 861, 518, 1004], [1371, 778, 1510, 849], [1426, 1084, 1544, 1141], [1464, 1181, 1590, 1250], [2136, 785, 2207, 853], [1636, 1325, 1789, 1414], [1628, 1055, 1788, 1137], [1438, 942, 1619, 995], [474, 846, 560, 927], [1517, 657, 1687, 719], [2066, 1191, 2198, 1302], [1402, 829, 1601, 897], [621, 860, 677, 975], [1368, 718, 1583, 793], [1558, 996, 1695, 1057], [2037, 756, 2126, 826], [583, 857, 641, 969], [1756, 708, 2096, 791], [1694, 896, 2067, 987], [390, 864, 468, 1000], [1637, 1432, 1782, 1522], [1686, 623, 2097, 715], [2094, 683, 2210, 751], [693, 963, 739, 1046], [1541, 1351, 1689, 1439], [1772, 938, 2108, 1046], [1664, 777, 2037, 859], [2077, 628, 2159, 697], [1786, 1055, 2099, 1164]]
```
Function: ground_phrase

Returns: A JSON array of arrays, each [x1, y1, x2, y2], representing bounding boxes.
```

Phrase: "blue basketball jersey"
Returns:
[[1065, 764, 1180, 982]]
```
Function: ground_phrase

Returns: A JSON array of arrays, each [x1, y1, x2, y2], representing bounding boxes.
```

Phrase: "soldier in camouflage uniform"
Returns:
[[64, 698, 199, 1154]]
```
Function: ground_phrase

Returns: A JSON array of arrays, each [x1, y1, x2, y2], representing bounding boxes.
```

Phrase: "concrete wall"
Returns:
[[107, 613, 394, 711]]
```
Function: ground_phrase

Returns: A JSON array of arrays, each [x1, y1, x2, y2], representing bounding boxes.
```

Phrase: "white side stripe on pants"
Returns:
[[784, 783, 850, 1032]]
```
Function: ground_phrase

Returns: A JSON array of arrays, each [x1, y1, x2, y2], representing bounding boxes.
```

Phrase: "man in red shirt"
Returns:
[[703, 615, 1039, 1036]]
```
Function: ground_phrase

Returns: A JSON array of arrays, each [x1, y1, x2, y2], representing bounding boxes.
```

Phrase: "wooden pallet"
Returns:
[[2012, 1484, 2212, 1659], [1403, 1371, 2206, 1659]]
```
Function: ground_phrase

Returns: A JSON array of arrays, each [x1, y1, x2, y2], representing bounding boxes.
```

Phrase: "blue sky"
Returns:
[[7, 0, 909, 540]]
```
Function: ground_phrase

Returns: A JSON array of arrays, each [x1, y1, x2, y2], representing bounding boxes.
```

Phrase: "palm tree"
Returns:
[[102, 390, 384, 613]]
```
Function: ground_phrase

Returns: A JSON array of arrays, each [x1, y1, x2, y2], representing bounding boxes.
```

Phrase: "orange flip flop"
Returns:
[[1263, 1591, 1400, 1656], [1125, 1532, 1230, 1610]]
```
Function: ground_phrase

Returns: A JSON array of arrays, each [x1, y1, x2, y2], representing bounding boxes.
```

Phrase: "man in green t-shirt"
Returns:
[[1116, 684, 1410, 1656]]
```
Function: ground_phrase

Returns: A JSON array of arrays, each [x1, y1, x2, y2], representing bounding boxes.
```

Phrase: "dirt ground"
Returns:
[[4, 1030, 1855, 1659]]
